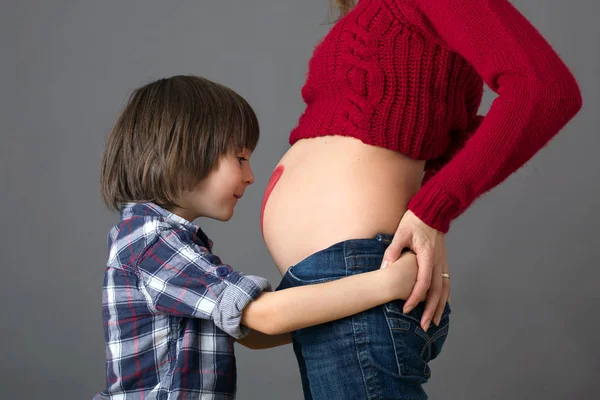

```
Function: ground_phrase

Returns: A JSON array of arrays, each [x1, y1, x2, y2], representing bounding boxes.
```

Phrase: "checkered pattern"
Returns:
[[94, 203, 270, 399]]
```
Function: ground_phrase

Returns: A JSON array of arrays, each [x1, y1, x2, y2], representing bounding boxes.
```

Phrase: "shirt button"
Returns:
[[217, 266, 230, 277]]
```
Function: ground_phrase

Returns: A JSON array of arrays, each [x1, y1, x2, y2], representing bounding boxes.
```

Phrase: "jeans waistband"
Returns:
[[283, 234, 395, 280]]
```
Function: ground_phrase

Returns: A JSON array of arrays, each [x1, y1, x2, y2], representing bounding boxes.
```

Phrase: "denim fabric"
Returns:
[[277, 234, 451, 400]]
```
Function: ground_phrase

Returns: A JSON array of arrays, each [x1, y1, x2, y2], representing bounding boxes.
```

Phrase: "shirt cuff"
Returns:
[[211, 271, 271, 339]]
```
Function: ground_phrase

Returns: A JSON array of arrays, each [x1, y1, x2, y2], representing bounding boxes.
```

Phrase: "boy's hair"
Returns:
[[100, 75, 259, 211]]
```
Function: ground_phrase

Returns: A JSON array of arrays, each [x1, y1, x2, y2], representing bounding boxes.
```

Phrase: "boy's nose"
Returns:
[[245, 167, 255, 185]]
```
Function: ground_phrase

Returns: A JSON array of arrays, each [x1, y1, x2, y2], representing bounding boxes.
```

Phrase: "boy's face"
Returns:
[[172, 148, 255, 222]]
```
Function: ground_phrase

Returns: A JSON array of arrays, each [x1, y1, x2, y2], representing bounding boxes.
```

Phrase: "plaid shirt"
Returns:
[[94, 203, 271, 400]]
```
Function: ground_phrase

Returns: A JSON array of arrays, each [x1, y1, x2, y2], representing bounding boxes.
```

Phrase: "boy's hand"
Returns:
[[382, 251, 426, 302]]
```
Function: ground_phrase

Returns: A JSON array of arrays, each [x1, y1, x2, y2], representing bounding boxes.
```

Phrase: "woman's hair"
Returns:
[[100, 75, 259, 211], [329, 0, 356, 20]]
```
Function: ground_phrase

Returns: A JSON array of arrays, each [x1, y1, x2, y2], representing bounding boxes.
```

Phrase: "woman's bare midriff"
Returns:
[[262, 135, 426, 275]]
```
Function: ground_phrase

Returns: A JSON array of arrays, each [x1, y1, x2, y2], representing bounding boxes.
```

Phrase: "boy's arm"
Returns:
[[236, 330, 292, 350], [137, 227, 270, 340], [241, 252, 421, 335]]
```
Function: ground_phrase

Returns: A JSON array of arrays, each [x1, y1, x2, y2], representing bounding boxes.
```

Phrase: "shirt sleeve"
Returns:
[[405, 0, 582, 232], [136, 227, 271, 339]]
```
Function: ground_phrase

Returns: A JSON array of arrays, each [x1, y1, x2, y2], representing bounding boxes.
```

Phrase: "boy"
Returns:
[[95, 75, 420, 399]]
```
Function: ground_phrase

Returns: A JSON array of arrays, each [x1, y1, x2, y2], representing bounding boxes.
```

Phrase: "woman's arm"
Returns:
[[383, 0, 582, 332], [240, 251, 420, 335], [407, 0, 582, 232]]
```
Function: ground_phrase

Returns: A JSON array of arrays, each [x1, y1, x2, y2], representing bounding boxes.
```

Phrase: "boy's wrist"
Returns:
[[380, 267, 399, 302]]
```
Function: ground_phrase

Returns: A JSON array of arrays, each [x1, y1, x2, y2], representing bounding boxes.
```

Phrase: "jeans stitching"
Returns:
[[286, 269, 339, 284], [383, 305, 404, 385], [419, 319, 449, 376], [417, 319, 449, 359], [389, 318, 410, 331], [349, 253, 376, 400], [383, 306, 431, 380]]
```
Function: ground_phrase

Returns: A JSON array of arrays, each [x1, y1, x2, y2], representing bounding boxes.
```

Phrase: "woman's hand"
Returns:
[[380, 210, 450, 331]]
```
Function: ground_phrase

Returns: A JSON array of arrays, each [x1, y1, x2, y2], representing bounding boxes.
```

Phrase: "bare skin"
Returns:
[[262, 135, 425, 274]]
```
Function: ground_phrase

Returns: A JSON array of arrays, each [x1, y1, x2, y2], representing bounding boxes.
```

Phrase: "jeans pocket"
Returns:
[[285, 261, 347, 285], [428, 318, 450, 362], [382, 300, 451, 380]]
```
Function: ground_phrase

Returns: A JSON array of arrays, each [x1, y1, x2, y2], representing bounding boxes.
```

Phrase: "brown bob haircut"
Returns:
[[100, 75, 259, 211]]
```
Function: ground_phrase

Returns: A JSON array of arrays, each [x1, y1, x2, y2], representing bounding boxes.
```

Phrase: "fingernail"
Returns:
[[423, 321, 430, 332], [403, 305, 413, 314], [380, 260, 389, 269]]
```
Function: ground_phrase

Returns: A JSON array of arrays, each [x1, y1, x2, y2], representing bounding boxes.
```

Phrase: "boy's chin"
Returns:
[[212, 209, 235, 222]]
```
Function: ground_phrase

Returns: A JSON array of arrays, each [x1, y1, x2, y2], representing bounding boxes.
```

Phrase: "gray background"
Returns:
[[1, 0, 597, 399]]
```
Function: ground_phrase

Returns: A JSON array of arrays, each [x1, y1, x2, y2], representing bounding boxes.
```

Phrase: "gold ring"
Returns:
[[442, 273, 450, 279]]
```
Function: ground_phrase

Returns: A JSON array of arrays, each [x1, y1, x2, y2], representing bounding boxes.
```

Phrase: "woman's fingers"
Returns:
[[433, 271, 450, 326]]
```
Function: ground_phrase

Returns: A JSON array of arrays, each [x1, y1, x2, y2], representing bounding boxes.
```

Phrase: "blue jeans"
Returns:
[[276, 234, 451, 400]]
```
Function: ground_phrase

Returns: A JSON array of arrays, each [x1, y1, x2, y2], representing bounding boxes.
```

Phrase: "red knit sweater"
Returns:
[[289, 0, 582, 233]]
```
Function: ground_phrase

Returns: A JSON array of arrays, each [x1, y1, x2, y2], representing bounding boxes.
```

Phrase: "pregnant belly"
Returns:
[[261, 136, 425, 275]]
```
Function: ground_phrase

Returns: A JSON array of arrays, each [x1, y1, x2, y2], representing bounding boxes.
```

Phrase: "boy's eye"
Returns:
[[237, 157, 248, 163]]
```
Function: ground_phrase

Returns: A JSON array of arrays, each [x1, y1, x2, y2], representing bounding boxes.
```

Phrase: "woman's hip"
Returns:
[[276, 236, 451, 399]]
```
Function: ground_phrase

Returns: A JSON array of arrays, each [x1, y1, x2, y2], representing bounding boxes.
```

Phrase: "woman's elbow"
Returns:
[[544, 69, 583, 120], [565, 83, 583, 119], [526, 74, 582, 125]]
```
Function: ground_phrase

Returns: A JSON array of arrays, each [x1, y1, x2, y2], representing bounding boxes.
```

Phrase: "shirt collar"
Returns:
[[119, 202, 213, 250]]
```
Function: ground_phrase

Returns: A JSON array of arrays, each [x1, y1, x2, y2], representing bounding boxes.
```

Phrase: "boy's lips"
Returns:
[[233, 194, 243, 199]]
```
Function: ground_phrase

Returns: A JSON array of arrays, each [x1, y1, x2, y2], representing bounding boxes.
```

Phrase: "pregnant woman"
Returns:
[[261, 1, 582, 399]]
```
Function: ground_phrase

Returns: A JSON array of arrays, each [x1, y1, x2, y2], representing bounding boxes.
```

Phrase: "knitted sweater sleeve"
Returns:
[[405, 0, 582, 233]]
